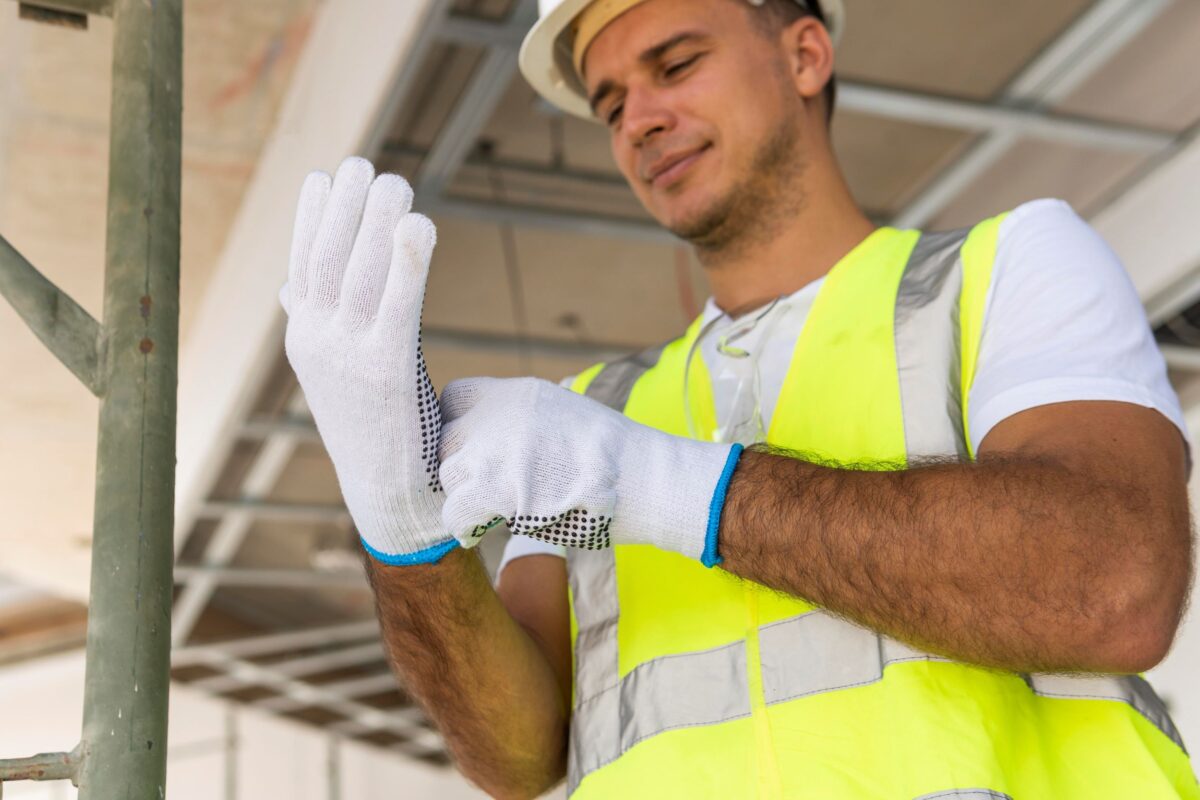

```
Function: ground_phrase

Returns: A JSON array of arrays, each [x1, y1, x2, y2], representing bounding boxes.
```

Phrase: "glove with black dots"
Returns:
[[279, 157, 461, 565], [437, 377, 745, 566]]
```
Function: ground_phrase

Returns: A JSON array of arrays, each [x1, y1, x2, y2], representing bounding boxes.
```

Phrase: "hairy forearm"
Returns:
[[364, 548, 567, 798], [719, 448, 1191, 674]]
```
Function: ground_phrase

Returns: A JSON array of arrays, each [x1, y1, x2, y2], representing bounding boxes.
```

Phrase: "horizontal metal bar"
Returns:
[[0, 746, 79, 784], [172, 620, 379, 666], [1146, 262, 1200, 327], [437, 13, 525, 49], [239, 415, 323, 443], [7, 0, 112, 17], [837, 82, 1172, 153], [361, 0, 455, 161], [892, 0, 1172, 230], [173, 393, 311, 647], [1006, 0, 1170, 105], [0, 233, 102, 395], [423, 196, 674, 243], [196, 499, 351, 524], [415, 43, 523, 199], [255, 672, 400, 713], [189, 652, 441, 754], [189, 642, 385, 693], [431, 12, 1180, 159], [174, 566, 368, 589], [384, 142, 630, 192], [1160, 344, 1200, 372]]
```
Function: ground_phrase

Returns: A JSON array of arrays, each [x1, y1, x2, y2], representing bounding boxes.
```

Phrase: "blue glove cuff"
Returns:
[[361, 536, 460, 566], [701, 443, 745, 568]]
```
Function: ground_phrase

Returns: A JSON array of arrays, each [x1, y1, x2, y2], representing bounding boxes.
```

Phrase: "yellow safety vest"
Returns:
[[563, 218, 1199, 798]]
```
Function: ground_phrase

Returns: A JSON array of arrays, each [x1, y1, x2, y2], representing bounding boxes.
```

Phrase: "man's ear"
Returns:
[[779, 15, 834, 105]]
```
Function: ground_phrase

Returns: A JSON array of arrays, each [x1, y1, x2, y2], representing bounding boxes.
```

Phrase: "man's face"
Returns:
[[582, 0, 802, 245]]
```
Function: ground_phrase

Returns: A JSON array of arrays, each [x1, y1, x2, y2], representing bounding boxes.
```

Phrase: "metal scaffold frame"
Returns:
[[0, 0, 182, 797]]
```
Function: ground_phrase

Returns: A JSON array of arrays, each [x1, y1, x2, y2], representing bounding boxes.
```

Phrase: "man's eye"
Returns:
[[664, 54, 700, 77], [606, 103, 624, 126]]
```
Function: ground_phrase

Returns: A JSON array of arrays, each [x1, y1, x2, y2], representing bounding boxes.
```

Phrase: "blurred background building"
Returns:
[[2, 0, 1199, 796]]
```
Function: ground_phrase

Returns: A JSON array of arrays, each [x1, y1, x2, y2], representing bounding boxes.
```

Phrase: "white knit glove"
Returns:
[[437, 377, 744, 565], [280, 157, 460, 566]]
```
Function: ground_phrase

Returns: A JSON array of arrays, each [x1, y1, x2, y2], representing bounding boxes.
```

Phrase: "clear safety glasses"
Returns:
[[683, 296, 792, 446]]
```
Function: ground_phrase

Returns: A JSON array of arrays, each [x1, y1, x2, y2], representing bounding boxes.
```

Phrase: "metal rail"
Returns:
[[0, 0, 182, 797]]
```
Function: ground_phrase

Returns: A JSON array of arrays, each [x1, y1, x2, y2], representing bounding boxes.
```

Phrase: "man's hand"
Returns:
[[437, 376, 742, 564], [280, 157, 463, 565]]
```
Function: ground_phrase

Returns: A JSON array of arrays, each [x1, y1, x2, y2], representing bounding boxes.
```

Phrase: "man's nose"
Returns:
[[622, 86, 674, 148]]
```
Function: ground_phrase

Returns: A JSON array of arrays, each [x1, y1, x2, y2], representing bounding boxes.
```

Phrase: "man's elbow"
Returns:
[[459, 743, 567, 800], [1092, 556, 1192, 674]]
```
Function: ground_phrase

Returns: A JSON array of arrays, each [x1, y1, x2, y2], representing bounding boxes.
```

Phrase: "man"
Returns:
[[279, 0, 1199, 797]]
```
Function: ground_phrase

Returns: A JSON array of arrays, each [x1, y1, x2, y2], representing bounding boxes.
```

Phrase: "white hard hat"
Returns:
[[518, 0, 845, 120]]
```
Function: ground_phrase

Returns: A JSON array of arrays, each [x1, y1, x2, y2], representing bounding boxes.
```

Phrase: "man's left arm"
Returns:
[[718, 399, 1193, 675]]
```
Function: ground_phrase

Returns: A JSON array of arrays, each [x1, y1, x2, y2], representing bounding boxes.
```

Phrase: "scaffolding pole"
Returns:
[[0, 0, 182, 797]]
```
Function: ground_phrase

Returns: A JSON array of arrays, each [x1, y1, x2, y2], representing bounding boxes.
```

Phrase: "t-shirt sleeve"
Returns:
[[495, 375, 576, 581], [966, 198, 1190, 455], [497, 533, 567, 580]]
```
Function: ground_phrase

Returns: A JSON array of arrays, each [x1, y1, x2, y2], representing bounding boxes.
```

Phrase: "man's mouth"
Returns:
[[644, 144, 710, 188]]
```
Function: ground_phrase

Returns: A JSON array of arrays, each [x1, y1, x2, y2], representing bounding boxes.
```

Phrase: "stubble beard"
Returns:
[[669, 116, 809, 267]]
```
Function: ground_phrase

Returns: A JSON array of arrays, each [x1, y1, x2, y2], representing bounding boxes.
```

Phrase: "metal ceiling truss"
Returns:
[[172, 623, 439, 758], [407, 0, 1183, 236], [893, 0, 1174, 228], [181, 649, 442, 758]]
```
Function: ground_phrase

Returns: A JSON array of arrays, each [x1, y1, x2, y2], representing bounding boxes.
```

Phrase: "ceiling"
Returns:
[[4, 0, 1200, 771]]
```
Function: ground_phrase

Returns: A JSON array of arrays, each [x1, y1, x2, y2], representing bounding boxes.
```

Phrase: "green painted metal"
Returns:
[[3, 0, 114, 18], [0, 0, 182, 796], [0, 748, 79, 787], [0, 234, 102, 395], [76, 0, 182, 796], [17, 4, 89, 30]]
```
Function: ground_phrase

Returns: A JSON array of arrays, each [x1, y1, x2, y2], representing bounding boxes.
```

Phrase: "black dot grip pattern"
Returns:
[[415, 336, 441, 494], [470, 509, 613, 550]]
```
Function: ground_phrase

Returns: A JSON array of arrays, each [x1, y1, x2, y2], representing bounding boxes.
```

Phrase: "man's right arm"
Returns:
[[364, 547, 570, 799]]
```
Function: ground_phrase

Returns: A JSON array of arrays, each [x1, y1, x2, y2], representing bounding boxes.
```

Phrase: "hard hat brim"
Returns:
[[518, 0, 599, 120], [518, 0, 845, 122]]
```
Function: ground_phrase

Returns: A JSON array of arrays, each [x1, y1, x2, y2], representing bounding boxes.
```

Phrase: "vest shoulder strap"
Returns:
[[574, 340, 673, 411]]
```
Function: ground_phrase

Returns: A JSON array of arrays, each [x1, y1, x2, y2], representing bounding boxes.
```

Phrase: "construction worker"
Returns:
[[279, 0, 1199, 797]]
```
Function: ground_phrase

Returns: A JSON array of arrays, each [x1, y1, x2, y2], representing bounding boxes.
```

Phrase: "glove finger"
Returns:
[[287, 170, 331, 304], [438, 449, 469, 493], [340, 173, 414, 323], [307, 157, 375, 309], [442, 483, 507, 547], [377, 212, 437, 326], [278, 281, 291, 315], [440, 377, 497, 422], [437, 416, 469, 464]]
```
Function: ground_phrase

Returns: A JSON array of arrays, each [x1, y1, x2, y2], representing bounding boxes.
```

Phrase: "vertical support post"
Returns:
[[76, 0, 182, 796], [326, 736, 340, 800], [224, 707, 238, 800]]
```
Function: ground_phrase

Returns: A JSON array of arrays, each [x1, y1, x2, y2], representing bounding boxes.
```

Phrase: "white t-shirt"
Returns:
[[497, 199, 1190, 577]]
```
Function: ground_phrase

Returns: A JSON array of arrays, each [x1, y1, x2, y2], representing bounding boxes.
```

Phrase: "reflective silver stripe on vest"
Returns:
[[568, 635, 752, 788], [584, 343, 667, 410], [895, 229, 970, 460], [567, 546, 620, 788], [758, 610, 951, 705], [1026, 673, 1187, 754], [566, 234, 1189, 793], [570, 343, 669, 791], [752, 611, 1188, 753]]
